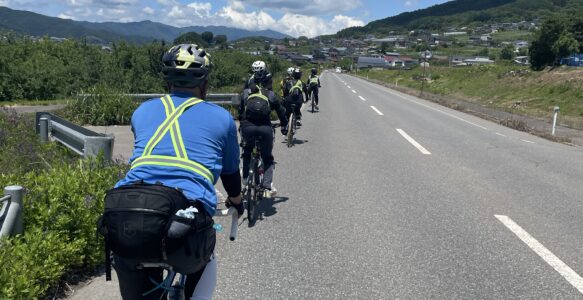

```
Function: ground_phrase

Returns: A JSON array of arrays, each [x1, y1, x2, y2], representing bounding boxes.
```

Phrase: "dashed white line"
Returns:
[[358, 96, 366, 101], [352, 89, 357, 94], [370, 106, 384, 116], [396, 129, 431, 155], [522, 139, 535, 144], [495, 215, 583, 294], [347, 85, 351, 89], [496, 133, 507, 137], [355, 76, 489, 130]]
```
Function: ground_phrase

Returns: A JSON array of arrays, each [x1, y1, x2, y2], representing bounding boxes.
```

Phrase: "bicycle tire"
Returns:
[[287, 112, 294, 148], [246, 158, 257, 224]]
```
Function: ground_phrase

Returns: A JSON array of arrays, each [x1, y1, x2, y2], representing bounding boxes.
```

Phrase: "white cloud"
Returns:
[[186, 2, 212, 18], [217, 3, 276, 30], [275, 13, 363, 37], [404, 0, 418, 7], [240, 0, 362, 15], [58, 13, 74, 19], [142, 6, 154, 15]]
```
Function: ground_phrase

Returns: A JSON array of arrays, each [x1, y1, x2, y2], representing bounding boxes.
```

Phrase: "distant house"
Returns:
[[286, 53, 311, 64], [560, 54, 583, 67], [464, 57, 495, 65], [444, 32, 467, 36], [450, 56, 471, 65], [357, 56, 389, 69], [400, 55, 417, 67], [513, 40, 529, 49], [384, 55, 403, 67], [514, 56, 530, 65]]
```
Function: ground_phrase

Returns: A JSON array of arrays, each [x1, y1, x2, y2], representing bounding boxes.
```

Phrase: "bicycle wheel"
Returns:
[[246, 158, 257, 224], [287, 113, 294, 148]]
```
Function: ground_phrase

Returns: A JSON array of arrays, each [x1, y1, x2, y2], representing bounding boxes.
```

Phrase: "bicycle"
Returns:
[[136, 206, 239, 300], [243, 136, 265, 225], [310, 90, 315, 113], [286, 103, 297, 148]]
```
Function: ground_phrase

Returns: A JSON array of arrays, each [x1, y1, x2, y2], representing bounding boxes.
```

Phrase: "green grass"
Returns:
[[0, 99, 68, 106], [358, 64, 583, 129]]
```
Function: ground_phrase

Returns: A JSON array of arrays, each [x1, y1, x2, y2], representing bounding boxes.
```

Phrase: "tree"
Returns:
[[500, 44, 516, 60], [529, 17, 568, 70], [381, 42, 389, 54], [552, 31, 579, 63], [201, 31, 214, 45], [214, 35, 227, 49], [173, 32, 208, 48]]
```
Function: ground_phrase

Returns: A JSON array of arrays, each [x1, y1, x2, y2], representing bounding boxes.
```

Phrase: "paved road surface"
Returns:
[[67, 72, 583, 299]]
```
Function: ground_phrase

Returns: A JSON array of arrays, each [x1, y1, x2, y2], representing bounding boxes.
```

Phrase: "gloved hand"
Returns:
[[225, 197, 244, 217]]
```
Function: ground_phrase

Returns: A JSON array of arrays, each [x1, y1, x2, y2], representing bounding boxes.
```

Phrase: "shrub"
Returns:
[[63, 85, 138, 126]]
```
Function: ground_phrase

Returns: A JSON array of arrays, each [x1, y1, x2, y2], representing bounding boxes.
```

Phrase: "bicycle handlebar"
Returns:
[[214, 207, 238, 241]]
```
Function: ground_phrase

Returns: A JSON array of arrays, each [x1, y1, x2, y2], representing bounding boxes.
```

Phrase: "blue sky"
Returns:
[[0, 0, 450, 37]]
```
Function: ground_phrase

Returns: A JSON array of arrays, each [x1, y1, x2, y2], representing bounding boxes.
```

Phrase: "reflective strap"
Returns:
[[249, 89, 268, 101], [162, 95, 188, 159], [290, 80, 302, 92], [131, 155, 214, 183], [310, 77, 319, 84], [143, 97, 203, 156]]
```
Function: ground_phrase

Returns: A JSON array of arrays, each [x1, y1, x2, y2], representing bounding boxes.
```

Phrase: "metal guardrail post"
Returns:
[[0, 186, 24, 239], [84, 135, 114, 161], [39, 117, 49, 143]]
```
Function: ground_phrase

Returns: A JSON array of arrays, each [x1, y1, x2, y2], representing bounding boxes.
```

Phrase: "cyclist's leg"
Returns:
[[185, 254, 217, 300], [239, 124, 254, 180], [257, 125, 275, 190], [113, 256, 164, 300], [314, 88, 319, 105], [295, 100, 302, 120]]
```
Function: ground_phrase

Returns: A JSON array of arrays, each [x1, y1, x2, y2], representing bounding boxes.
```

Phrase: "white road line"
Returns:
[[496, 133, 507, 137], [352, 90, 357, 94], [359, 96, 366, 101], [355, 77, 489, 130], [522, 139, 535, 144], [495, 215, 583, 295], [396, 129, 431, 155], [370, 106, 384, 116], [347, 85, 351, 89]]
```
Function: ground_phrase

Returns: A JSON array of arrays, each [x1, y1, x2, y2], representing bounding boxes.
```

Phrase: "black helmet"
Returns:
[[162, 44, 212, 88], [253, 69, 271, 85], [292, 67, 302, 79], [311, 68, 317, 75]]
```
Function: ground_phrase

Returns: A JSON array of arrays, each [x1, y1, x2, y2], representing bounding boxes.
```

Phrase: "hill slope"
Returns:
[[337, 0, 582, 36], [0, 6, 290, 43]]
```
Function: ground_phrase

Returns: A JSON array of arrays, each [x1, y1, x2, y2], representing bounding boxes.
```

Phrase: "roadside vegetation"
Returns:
[[0, 109, 127, 299]]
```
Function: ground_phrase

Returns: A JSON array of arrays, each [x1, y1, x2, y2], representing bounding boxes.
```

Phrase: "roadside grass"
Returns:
[[359, 64, 583, 129], [0, 99, 68, 106]]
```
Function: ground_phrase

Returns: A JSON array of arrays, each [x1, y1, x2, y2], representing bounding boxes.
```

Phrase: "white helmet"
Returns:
[[287, 67, 295, 75], [252, 60, 266, 72]]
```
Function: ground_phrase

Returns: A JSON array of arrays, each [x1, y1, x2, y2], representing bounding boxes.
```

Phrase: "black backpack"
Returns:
[[245, 88, 271, 121], [286, 79, 302, 102], [97, 183, 194, 280]]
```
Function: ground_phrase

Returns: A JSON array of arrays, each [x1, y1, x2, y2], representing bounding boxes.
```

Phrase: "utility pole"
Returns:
[[421, 51, 428, 96]]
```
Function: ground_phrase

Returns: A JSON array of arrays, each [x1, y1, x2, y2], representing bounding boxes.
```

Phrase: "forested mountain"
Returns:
[[0, 6, 290, 43], [337, 0, 583, 37]]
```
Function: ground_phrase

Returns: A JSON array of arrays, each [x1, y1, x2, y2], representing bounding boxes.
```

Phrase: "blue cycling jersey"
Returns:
[[115, 93, 240, 216]]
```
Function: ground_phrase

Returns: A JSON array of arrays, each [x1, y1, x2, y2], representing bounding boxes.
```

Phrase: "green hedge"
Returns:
[[0, 110, 126, 299]]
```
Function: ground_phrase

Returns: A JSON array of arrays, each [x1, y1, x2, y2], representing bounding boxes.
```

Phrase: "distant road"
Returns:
[[67, 72, 583, 299]]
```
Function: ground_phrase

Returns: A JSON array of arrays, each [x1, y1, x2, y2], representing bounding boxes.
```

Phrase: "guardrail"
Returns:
[[36, 93, 240, 161], [0, 186, 24, 242], [77, 93, 241, 105], [36, 112, 114, 161]]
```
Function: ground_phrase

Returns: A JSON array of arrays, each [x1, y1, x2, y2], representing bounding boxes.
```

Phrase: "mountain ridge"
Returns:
[[0, 6, 291, 43]]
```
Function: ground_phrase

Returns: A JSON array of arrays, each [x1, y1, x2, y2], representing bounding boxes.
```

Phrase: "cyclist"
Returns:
[[307, 67, 322, 110], [279, 66, 295, 97], [245, 60, 273, 90], [239, 69, 288, 197], [282, 67, 308, 127], [108, 44, 244, 300]]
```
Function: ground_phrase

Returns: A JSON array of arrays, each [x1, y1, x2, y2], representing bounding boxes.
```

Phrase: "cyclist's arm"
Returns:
[[238, 90, 249, 121], [220, 118, 242, 204], [270, 92, 288, 124]]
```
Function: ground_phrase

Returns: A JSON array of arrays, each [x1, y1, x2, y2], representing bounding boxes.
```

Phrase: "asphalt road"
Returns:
[[68, 71, 583, 299]]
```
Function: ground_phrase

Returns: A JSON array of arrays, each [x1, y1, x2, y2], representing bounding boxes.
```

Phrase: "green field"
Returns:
[[358, 63, 583, 129]]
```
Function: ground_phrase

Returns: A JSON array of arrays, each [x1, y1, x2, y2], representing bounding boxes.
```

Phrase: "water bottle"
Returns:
[[213, 223, 223, 232]]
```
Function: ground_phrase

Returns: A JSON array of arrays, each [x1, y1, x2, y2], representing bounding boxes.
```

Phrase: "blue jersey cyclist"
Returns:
[[111, 44, 244, 300]]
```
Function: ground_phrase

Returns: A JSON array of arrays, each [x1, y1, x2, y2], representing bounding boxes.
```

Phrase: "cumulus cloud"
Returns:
[[404, 0, 418, 7], [58, 12, 74, 19], [142, 6, 154, 15], [240, 0, 362, 15], [275, 13, 364, 37], [217, 3, 276, 30]]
